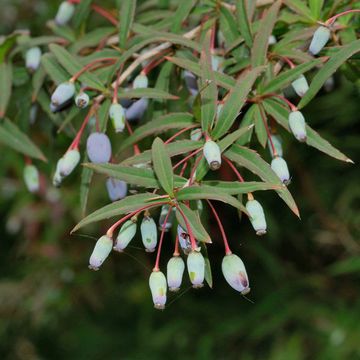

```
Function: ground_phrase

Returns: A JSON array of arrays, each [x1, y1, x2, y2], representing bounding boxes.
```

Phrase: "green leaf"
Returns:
[[152, 137, 174, 195], [71, 193, 162, 233], [225, 145, 300, 217], [200, 181, 280, 194], [98, 98, 112, 132], [0, 62, 12, 118], [308, 0, 324, 19], [283, 0, 315, 21], [117, 87, 178, 100], [211, 66, 265, 139], [328, 257, 360, 276], [201, 243, 213, 288], [41, 53, 69, 84], [49, 44, 106, 91], [298, 40, 360, 109], [73, 0, 93, 30], [80, 153, 93, 217], [0, 32, 21, 63], [236, 104, 256, 145], [218, 125, 254, 152], [70, 28, 115, 54], [119, 0, 137, 49], [118, 113, 196, 153], [260, 59, 323, 94], [0, 118, 46, 161], [176, 203, 211, 243], [176, 185, 248, 213], [235, 0, 253, 47], [251, 0, 281, 67], [170, 0, 197, 33], [254, 105, 267, 148]]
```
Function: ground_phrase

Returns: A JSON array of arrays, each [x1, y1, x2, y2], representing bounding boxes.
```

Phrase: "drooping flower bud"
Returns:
[[25, 47, 41, 72], [190, 128, 202, 141], [88, 235, 113, 271], [149, 270, 167, 310], [125, 98, 149, 122], [291, 75, 309, 97], [75, 92, 90, 108], [140, 215, 157, 252], [86, 132, 112, 164], [133, 73, 149, 89], [113, 219, 137, 252], [289, 110, 307, 142], [59, 149, 80, 177], [222, 254, 250, 294], [51, 81, 75, 107], [55, 1, 75, 26], [167, 256, 185, 292], [23, 164, 40, 193], [271, 156, 290, 185], [187, 251, 205, 288], [159, 205, 175, 232], [268, 134, 283, 158], [109, 103, 125, 133], [309, 26, 331, 55], [246, 199, 267, 235], [203, 140, 221, 170], [183, 70, 198, 96], [106, 178, 127, 202]]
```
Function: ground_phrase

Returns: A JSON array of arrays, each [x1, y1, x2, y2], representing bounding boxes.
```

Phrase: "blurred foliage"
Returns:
[[0, 1, 360, 360]]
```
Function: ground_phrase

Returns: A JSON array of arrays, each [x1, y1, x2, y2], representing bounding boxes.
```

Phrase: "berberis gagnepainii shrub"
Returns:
[[0, 0, 359, 310]]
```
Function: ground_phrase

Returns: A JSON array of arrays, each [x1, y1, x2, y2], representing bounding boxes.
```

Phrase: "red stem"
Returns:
[[173, 148, 203, 171], [223, 157, 244, 182], [68, 106, 95, 150], [173, 235, 180, 256], [165, 125, 198, 145], [174, 204, 197, 250], [125, 120, 140, 155], [326, 9, 360, 25], [70, 58, 116, 82], [189, 153, 204, 185], [264, 93, 297, 111]]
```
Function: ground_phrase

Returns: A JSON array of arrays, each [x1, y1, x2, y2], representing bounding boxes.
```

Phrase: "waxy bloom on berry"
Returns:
[[246, 199, 267, 235], [291, 75, 309, 97], [106, 178, 127, 202], [309, 26, 331, 55], [75, 92, 90, 108], [167, 256, 185, 292], [86, 132, 112, 164], [203, 140, 221, 170], [23, 165, 40, 193], [55, 1, 75, 26], [109, 103, 125, 133], [140, 215, 158, 252], [125, 98, 149, 122], [187, 251, 205, 288], [25, 47, 41, 72], [59, 149, 80, 177], [289, 111, 307, 142], [183, 70, 198, 96], [113, 219, 137, 252], [222, 254, 250, 294], [89, 235, 113, 271], [149, 270, 167, 310], [271, 156, 290, 185], [133, 74, 149, 89], [51, 82, 75, 107]]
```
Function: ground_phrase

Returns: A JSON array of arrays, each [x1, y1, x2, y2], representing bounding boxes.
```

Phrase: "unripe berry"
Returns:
[[289, 110, 307, 142], [75, 92, 90, 108], [268, 35, 277, 45], [25, 47, 41, 72], [113, 219, 137, 252], [187, 251, 205, 288], [51, 81, 75, 107], [268, 134, 283, 158], [88, 235, 113, 271], [140, 215, 157, 252], [222, 254, 250, 294], [55, 1, 75, 26], [59, 149, 80, 177], [211, 54, 223, 72], [149, 270, 167, 310], [271, 156, 290, 185], [106, 178, 127, 202], [291, 75, 309, 97], [133, 74, 148, 89], [86, 132, 112, 164], [109, 103, 125, 133], [246, 199, 267, 235], [23, 164, 40, 193], [203, 140, 221, 170], [309, 26, 331, 55], [53, 158, 64, 187], [158, 205, 175, 232], [190, 128, 202, 141], [167, 256, 185, 292], [125, 98, 148, 122]]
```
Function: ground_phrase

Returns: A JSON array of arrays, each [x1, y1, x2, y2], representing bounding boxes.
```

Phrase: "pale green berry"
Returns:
[[113, 219, 137, 252], [25, 47, 41, 72], [289, 110, 307, 142], [23, 164, 40, 193], [140, 216, 157, 252], [291, 75, 309, 97], [216, 103, 223, 118], [51, 82, 75, 107], [149, 270, 167, 310], [59, 149, 80, 177], [222, 254, 250, 294], [203, 140, 221, 170], [109, 103, 125, 133], [89, 235, 113, 271], [133, 74, 148, 89], [55, 1, 75, 26], [309, 26, 331, 55], [75, 92, 90, 108], [190, 128, 202, 141], [211, 54, 223, 72], [167, 256, 185, 292], [268, 35, 277, 45], [187, 251, 205, 288], [271, 156, 290, 185], [53, 158, 64, 187], [246, 199, 267, 235], [268, 134, 283, 158]]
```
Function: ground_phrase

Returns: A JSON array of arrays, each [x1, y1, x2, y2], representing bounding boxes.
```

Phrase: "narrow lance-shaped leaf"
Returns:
[[200, 181, 280, 194], [0, 62, 12, 118], [298, 39, 360, 109], [41, 53, 69, 84], [235, 0, 253, 48], [117, 87, 178, 100], [254, 105, 267, 148], [170, 0, 197, 33], [152, 137, 174, 195], [251, 0, 281, 67], [80, 153, 93, 217], [308, 0, 324, 19], [218, 125, 255, 152], [119, 0, 137, 49], [201, 243, 213, 288], [283, 0, 315, 21]]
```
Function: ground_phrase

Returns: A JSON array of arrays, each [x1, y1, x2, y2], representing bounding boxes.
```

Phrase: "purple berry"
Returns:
[[86, 132, 112, 164]]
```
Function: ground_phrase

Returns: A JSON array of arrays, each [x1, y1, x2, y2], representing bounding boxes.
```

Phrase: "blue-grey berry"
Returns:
[[86, 132, 112, 164], [55, 1, 75, 26], [59, 149, 80, 177], [25, 47, 41, 72], [106, 178, 127, 202], [51, 81, 75, 107], [125, 98, 148, 121], [309, 26, 331, 55]]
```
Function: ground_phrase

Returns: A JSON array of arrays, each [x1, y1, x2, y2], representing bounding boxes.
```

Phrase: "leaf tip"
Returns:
[[346, 158, 354, 164]]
